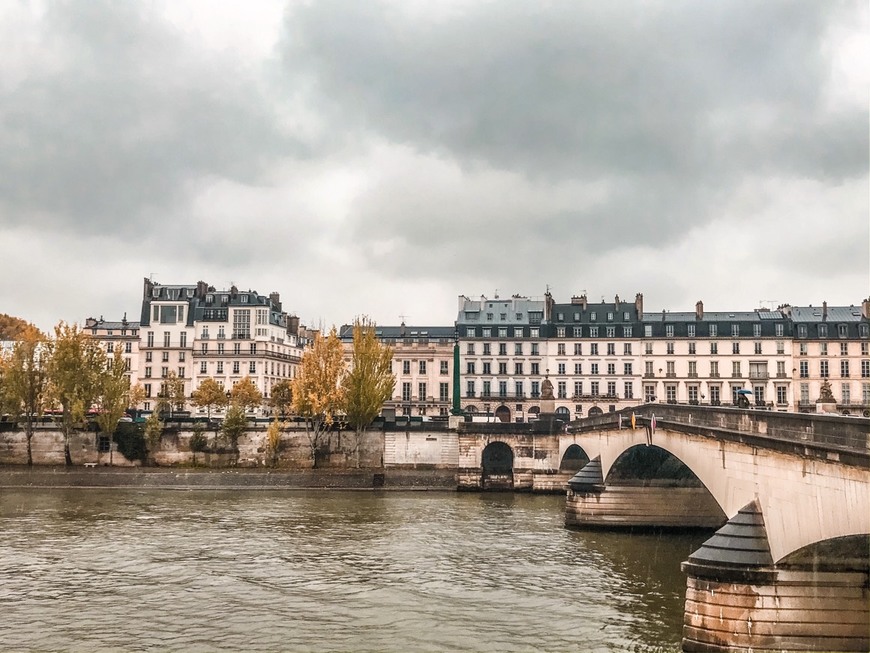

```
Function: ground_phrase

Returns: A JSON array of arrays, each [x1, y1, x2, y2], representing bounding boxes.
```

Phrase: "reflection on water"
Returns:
[[0, 489, 709, 652]]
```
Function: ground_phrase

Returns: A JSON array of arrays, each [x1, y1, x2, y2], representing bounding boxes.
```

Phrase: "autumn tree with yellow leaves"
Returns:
[[343, 318, 394, 467], [291, 328, 346, 468], [0, 326, 49, 466]]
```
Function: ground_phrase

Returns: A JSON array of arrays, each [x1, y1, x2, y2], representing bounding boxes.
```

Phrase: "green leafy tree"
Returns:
[[45, 322, 107, 465], [189, 423, 208, 466], [143, 412, 163, 465], [343, 318, 395, 467], [269, 379, 293, 418], [93, 347, 134, 465], [291, 327, 346, 468], [1, 326, 49, 465], [191, 377, 228, 421], [221, 403, 247, 455], [230, 376, 263, 414]]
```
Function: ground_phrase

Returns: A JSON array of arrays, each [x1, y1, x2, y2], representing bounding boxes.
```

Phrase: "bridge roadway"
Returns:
[[457, 405, 870, 652]]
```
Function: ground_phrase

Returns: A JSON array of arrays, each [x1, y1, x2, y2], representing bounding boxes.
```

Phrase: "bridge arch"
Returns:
[[481, 441, 514, 490], [559, 444, 590, 472]]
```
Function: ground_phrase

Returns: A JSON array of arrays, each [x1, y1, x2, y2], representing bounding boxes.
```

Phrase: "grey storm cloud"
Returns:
[[0, 1, 302, 236], [278, 0, 867, 270]]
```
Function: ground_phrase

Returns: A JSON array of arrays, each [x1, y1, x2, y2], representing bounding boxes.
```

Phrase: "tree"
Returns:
[[221, 403, 247, 455], [155, 371, 185, 419], [1, 326, 49, 466], [0, 314, 36, 340], [93, 347, 137, 465], [191, 377, 228, 421], [343, 318, 395, 467], [143, 412, 163, 465], [230, 376, 263, 414], [269, 379, 293, 418], [45, 322, 106, 465], [189, 423, 208, 466], [265, 418, 283, 467], [291, 327, 346, 468]]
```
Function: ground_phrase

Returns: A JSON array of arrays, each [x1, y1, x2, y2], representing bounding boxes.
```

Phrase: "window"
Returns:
[[557, 381, 566, 398], [590, 343, 599, 355], [482, 362, 491, 375], [797, 324, 807, 338], [688, 361, 697, 377], [644, 325, 652, 337], [776, 386, 788, 405], [607, 343, 616, 355], [607, 381, 617, 396], [607, 363, 616, 375], [107, 342, 114, 353], [864, 343, 870, 355], [515, 343, 523, 356], [233, 361, 240, 374], [606, 312, 613, 322], [515, 381, 523, 397], [249, 362, 256, 374], [623, 382, 633, 399], [710, 342, 718, 355], [687, 324, 695, 338], [557, 343, 566, 356], [419, 361, 427, 374], [820, 360, 829, 378], [440, 361, 449, 374], [233, 343, 241, 355], [818, 324, 828, 339], [514, 328, 523, 338], [841, 360, 850, 377], [145, 351, 153, 362], [840, 343, 849, 356], [483, 343, 491, 355], [498, 328, 507, 338], [217, 343, 224, 355], [515, 362, 524, 375], [590, 381, 599, 396], [624, 343, 632, 355], [486, 313, 493, 322], [710, 361, 719, 377], [557, 363, 566, 375], [623, 327, 633, 338], [710, 385, 720, 404], [147, 331, 154, 347], [499, 343, 507, 356], [820, 342, 828, 355], [644, 384, 656, 402], [800, 383, 810, 403], [777, 341, 785, 355], [574, 363, 582, 374], [645, 361, 654, 376], [403, 361, 411, 374], [732, 342, 740, 354], [606, 327, 615, 338], [624, 363, 633, 375], [666, 384, 677, 402], [687, 385, 698, 403], [556, 327, 566, 338], [466, 380, 475, 397], [864, 383, 870, 403], [498, 363, 507, 375], [144, 383, 152, 398], [665, 325, 674, 337], [590, 312, 597, 321], [125, 342, 132, 353], [466, 327, 476, 337], [573, 327, 582, 337], [482, 381, 491, 397], [666, 342, 674, 355], [467, 343, 475, 355], [161, 366, 168, 378], [161, 351, 169, 362], [177, 367, 184, 378], [419, 382, 427, 400], [799, 342, 808, 355], [732, 361, 741, 377], [860, 324, 869, 338], [754, 342, 762, 355], [574, 381, 583, 396], [531, 381, 540, 398], [753, 324, 761, 338], [200, 362, 207, 374], [467, 362, 476, 374], [862, 360, 870, 378], [402, 383, 412, 401], [531, 363, 540, 375], [799, 361, 809, 378], [776, 361, 786, 377], [201, 343, 208, 354], [842, 383, 851, 404], [589, 327, 598, 338], [688, 342, 696, 355], [666, 361, 675, 376], [574, 343, 582, 355], [731, 324, 740, 337], [530, 328, 539, 338], [775, 323, 784, 337], [250, 343, 257, 355], [709, 324, 718, 337], [590, 363, 599, 375], [645, 343, 653, 355], [531, 343, 539, 356]]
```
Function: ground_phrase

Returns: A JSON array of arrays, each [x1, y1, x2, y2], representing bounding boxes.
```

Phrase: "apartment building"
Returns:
[[84, 315, 141, 386], [339, 324, 455, 418]]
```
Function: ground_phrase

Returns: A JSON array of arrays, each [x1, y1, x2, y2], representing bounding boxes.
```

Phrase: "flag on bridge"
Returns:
[[631, 412, 636, 430], [651, 413, 657, 434]]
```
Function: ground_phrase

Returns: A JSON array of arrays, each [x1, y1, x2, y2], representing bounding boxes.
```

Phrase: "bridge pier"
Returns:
[[681, 501, 869, 653]]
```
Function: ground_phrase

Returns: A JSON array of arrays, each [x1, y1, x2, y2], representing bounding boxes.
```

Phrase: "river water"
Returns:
[[0, 489, 709, 652]]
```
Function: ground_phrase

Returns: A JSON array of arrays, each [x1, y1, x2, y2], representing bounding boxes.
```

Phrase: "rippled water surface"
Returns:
[[0, 489, 708, 652]]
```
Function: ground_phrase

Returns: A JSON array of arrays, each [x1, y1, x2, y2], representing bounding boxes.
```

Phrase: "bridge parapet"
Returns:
[[570, 404, 869, 463]]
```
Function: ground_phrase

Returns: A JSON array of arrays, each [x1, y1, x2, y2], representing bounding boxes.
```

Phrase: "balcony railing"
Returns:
[[749, 372, 770, 380]]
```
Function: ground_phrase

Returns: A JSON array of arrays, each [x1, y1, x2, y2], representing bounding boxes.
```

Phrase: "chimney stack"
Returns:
[[822, 301, 828, 321], [695, 300, 704, 320], [269, 292, 281, 312], [614, 294, 620, 309], [862, 298, 870, 320], [635, 293, 643, 320]]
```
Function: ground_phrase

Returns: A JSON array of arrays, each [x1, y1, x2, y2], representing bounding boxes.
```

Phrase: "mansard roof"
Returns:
[[790, 305, 867, 322], [338, 325, 454, 341]]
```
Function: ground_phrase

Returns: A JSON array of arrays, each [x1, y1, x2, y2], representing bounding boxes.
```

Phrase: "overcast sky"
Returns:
[[1, 0, 867, 332]]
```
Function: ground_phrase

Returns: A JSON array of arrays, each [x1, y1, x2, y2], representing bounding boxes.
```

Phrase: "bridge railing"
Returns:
[[569, 404, 870, 456]]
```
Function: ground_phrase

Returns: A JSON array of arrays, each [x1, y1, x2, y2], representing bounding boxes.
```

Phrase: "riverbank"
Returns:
[[0, 466, 458, 491]]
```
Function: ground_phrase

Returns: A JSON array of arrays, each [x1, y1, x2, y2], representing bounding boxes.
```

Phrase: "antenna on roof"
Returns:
[[399, 314, 408, 325]]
